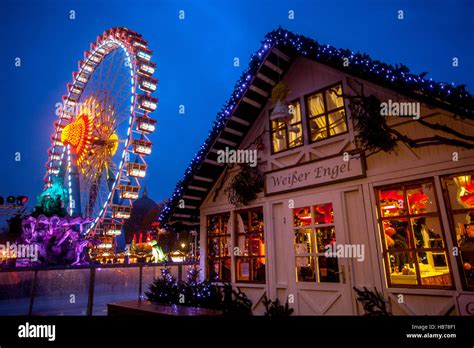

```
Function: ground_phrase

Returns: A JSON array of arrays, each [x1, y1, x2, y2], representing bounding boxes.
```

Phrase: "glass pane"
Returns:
[[388, 252, 418, 285], [382, 219, 412, 251], [93, 267, 140, 315], [452, 212, 474, 248], [288, 123, 303, 148], [221, 213, 230, 234], [33, 269, 90, 315], [317, 256, 339, 283], [209, 260, 220, 281], [272, 128, 288, 153], [411, 217, 444, 249], [407, 183, 437, 214], [207, 215, 220, 235], [445, 174, 474, 210], [315, 227, 336, 253], [272, 119, 286, 131], [249, 209, 264, 234], [248, 237, 264, 257], [236, 234, 248, 256], [418, 252, 452, 286], [289, 101, 301, 124], [208, 238, 220, 257], [208, 213, 230, 235], [379, 187, 406, 217], [210, 258, 231, 282], [328, 110, 347, 136], [325, 85, 344, 111], [307, 92, 325, 116], [220, 237, 231, 257], [252, 258, 266, 282], [236, 257, 250, 281], [0, 271, 35, 315], [294, 229, 314, 254], [296, 256, 316, 282], [309, 116, 327, 141], [221, 258, 232, 282], [460, 251, 474, 289], [236, 211, 249, 234], [293, 206, 312, 227], [313, 203, 334, 224]]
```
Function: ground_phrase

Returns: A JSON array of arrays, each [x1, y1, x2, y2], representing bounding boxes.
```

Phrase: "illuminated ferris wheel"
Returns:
[[44, 27, 158, 238]]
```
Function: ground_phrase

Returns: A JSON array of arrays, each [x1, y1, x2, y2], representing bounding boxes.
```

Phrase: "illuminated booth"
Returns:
[[159, 29, 474, 315]]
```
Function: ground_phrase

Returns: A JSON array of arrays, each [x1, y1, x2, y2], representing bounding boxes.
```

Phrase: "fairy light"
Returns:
[[158, 27, 473, 228]]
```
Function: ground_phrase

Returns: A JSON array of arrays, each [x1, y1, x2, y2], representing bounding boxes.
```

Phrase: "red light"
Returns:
[[17, 196, 28, 205]]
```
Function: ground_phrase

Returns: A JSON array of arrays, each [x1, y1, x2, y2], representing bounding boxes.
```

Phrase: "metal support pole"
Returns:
[[28, 270, 38, 316], [138, 265, 143, 301], [87, 268, 96, 316]]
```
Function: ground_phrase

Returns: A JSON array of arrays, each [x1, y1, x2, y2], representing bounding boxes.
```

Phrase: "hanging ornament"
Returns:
[[270, 82, 292, 123], [270, 99, 292, 123]]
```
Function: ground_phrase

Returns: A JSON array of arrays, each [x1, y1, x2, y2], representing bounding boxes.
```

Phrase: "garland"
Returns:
[[225, 164, 264, 207]]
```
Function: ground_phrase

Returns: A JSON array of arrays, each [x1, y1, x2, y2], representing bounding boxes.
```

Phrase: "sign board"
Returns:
[[265, 152, 366, 196]]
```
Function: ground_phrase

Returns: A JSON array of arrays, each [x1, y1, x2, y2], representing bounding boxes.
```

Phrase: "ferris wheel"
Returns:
[[44, 27, 157, 238]]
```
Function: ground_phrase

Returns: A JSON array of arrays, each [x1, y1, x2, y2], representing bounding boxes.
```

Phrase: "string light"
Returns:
[[158, 27, 474, 227]]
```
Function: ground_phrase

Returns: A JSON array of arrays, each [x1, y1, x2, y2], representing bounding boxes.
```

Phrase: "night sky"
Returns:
[[0, 0, 472, 226]]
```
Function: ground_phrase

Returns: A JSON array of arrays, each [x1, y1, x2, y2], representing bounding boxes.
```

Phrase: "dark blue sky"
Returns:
[[0, 0, 472, 220]]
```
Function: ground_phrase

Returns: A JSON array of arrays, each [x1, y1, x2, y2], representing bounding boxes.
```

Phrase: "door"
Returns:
[[284, 191, 355, 315]]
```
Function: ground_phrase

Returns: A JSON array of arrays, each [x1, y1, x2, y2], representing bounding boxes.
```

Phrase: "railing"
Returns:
[[0, 262, 198, 316]]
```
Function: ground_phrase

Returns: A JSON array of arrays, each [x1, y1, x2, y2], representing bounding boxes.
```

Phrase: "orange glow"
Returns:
[[61, 114, 91, 157]]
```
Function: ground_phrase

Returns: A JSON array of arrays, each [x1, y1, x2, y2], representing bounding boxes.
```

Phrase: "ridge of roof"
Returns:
[[158, 27, 473, 226]]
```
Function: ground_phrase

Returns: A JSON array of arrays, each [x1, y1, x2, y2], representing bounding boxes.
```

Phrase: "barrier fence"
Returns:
[[0, 262, 198, 316]]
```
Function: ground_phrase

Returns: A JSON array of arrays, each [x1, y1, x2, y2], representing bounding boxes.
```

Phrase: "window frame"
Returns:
[[206, 212, 231, 282], [234, 207, 266, 284], [269, 98, 304, 155], [304, 81, 348, 144], [441, 171, 474, 291], [375, 179, 455, 290]]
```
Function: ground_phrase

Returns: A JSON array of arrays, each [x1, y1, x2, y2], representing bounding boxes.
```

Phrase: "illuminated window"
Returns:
[[271, 100, 303, 153], [207, 213, 231, 282], [235, 208, 265, 283], [442, 172, 474, 290], [376, 180, 453, 288], [293, 203, 339, 283], [306, 83, 348, 143]]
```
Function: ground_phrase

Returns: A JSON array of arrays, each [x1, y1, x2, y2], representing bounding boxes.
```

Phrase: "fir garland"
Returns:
[[225, 164, 264, 207]]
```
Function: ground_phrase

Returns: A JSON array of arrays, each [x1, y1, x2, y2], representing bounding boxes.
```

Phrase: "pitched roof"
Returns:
[[158, 27, 474, 227]]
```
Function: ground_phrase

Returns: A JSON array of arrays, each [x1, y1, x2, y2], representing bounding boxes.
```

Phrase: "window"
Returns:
[[207, 213, 231, 282], [235, 208, 265, 283], [306, 83, 348, 142], [376, 180, 453, 288], [271, 100, 303, 153], [442, 172, 474, 290], [293, 203, 339, 283]]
